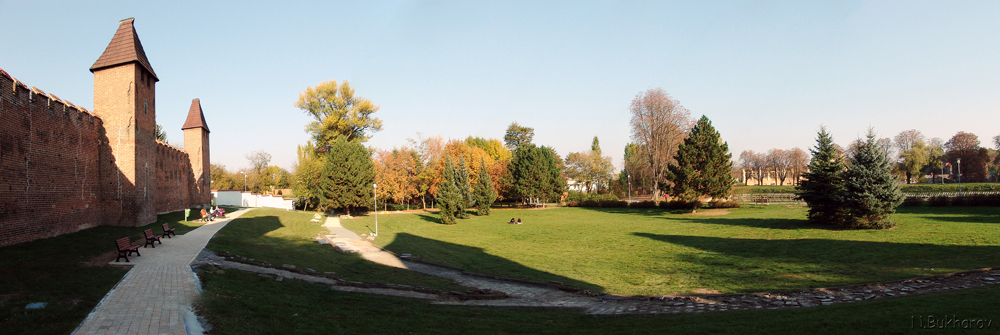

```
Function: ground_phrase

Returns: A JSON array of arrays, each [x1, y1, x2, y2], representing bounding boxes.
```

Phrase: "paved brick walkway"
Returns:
[[72, 208, 252, 335]]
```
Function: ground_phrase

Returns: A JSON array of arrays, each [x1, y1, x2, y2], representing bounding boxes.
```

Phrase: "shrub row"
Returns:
[[734, 183, 1000, 195], [563, 191, 621, 203], [900, 183, 1000, 193], [902, 194, 1000, 207], [564, 199, 740, 209]]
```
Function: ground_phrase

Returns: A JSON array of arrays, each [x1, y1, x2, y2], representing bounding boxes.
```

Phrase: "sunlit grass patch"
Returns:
[[343, 206, 1000, 295]]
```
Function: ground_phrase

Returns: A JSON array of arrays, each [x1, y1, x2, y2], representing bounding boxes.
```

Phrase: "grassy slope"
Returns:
[[342, 206, 1000, 296], [204, 208, 465, 291], [0, 207, 228, 335], [196, 268, 1000, 335]]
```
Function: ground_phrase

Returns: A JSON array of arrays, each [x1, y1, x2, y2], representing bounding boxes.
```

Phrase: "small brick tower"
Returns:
[[182, 99, 211, 204], [90, 18, 159, 226]]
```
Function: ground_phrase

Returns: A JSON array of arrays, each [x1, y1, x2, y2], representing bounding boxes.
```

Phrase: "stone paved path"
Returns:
[[72, 208, 253, 335], [321, 217, 405, 268]]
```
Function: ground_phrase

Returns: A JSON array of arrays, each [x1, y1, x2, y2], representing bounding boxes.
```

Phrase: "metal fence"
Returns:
[[733, 193, 803, 205]]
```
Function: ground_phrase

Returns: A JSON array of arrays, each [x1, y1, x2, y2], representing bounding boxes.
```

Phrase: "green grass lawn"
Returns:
[[0, 206, 234, 335], [205, 208, 466, 292], [342, 206, 1000, 296], [195, 267, 1000, 334]]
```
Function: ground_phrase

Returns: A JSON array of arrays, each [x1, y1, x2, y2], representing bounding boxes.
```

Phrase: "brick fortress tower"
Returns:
[[90, 18, 159, 226], [183, 99, 211, 204], [0, 18, 213, 245]]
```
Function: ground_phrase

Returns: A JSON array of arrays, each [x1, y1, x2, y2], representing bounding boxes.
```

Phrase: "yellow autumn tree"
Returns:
[[295, 80, 383, 146]]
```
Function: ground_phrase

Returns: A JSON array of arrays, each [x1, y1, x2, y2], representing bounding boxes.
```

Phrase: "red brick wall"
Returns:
[[0, 67, 212, 247], [183, 127, 211, 205], [0, 71, 105, 246], [155, 141, 193, 213], [92, 64, 160, 227]]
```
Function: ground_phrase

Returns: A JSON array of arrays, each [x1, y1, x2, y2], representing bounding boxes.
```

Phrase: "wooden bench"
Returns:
[[753, 196, 770, 205], [115, 237, 142, 262], [161, 223, 176, 238], [143, 229, 163, 248]]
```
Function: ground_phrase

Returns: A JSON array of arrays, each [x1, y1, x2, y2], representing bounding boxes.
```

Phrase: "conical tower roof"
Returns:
[[182, 99, 210, 133], [90, 18, 158, 81]]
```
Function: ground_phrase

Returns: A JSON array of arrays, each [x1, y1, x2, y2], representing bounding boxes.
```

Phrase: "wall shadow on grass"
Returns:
[[206, 211, 464, 291], [0, 209, 214, 335], [384, 232, 603, 292], [632, 232, 1000, 292]]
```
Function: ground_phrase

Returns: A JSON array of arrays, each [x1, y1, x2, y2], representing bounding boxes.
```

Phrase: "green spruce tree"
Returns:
[[437, 157, 460, 224], [798, 126, 846, 225], [666, 115, 734, 213], [455, 157, 472, 219], [510, 144, 565, 204], [318, 138, 375, 216], [840, 129, 904, 229], [475, 157, 497, 216]]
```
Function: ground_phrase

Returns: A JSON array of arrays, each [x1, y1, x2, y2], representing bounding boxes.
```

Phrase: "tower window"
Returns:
[[144, 100, 148, 115]]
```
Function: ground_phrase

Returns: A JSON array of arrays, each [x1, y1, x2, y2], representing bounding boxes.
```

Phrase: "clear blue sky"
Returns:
[[3, 1, 998, 171]]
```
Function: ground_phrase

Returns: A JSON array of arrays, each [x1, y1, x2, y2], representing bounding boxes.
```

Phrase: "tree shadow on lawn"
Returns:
[[632, 232, 1000, 291], [414, 212, 479, 224], [384, 233, 603, 292]]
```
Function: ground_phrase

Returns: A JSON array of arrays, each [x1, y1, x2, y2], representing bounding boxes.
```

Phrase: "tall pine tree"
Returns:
[[455, 157, 472, 219], [840, 129, 904, 229], [510, 144, 565, 204], [437, 157, 461, 224], [666, 115, 733, 213], [798, 127, 846, 225], [318, 138, 375, 216], [474, 157, 497, 216]]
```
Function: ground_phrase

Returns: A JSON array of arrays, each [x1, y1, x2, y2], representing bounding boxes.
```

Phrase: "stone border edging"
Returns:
[[212, 253, 508, 300], [388, 253, 1000, 310], [401, 257, 601, 297]]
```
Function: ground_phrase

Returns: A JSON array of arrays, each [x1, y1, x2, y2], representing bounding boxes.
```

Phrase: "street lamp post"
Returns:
[[627, 173, 632, 203], [241, 172, 247, 192], [373, 183, 378, 237], [957, 158, 962, 195]]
